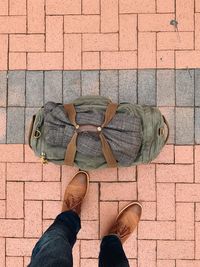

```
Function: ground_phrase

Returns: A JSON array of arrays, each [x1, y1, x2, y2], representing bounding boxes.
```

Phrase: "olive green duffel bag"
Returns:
[[28, 95, 169, 170]]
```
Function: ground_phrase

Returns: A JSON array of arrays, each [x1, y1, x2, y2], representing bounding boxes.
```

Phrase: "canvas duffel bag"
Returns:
[[29, 95, 169, 170]]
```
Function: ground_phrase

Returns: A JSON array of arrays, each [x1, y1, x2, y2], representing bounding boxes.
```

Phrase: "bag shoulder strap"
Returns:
[[63, 102, 118, 168]]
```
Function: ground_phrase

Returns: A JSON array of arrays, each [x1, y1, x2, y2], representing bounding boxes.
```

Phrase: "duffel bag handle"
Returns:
[[63, 102, 118, 168], [162, 115, 170, 145]]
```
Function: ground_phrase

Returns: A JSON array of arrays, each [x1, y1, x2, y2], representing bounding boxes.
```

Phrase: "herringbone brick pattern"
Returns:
[[1, 0, 200, 266], [0, 144, 200, 267], [0, 0, 200, 70]]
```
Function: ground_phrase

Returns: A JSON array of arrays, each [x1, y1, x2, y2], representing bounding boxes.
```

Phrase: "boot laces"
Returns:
[[65, 193, 81, 209], [115, 221, 131, 239]]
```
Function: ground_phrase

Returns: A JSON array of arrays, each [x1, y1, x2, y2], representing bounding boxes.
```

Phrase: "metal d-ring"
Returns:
[[34, 129, 41, 139], [158, 127, 165, 136]]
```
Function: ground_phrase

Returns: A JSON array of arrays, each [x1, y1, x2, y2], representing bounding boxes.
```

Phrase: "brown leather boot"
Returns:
[[108, 202, 142, 244], [62, 171, 89, 216]]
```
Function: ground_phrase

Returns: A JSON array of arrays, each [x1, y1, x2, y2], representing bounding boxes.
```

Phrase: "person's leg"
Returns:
[[28, 170, 89, 267], [99, 235, 130, 267], [29, 211, 80, 267], [99, 202, 142, 267]]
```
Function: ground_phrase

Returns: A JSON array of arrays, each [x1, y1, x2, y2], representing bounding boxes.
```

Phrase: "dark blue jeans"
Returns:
[[28, 211, 130, 267]]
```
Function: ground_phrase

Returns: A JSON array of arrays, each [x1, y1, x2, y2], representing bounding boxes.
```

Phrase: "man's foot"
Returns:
[[108, 202, 142, 244], [62, 171, 89, 216]]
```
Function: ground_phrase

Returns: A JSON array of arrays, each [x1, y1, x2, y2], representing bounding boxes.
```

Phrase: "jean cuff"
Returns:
[[102, 234, 122, 244]]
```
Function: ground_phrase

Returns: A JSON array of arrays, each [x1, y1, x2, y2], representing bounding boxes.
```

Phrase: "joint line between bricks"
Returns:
[[62, 16, 64, 69], [44, 0, 47, 53], [24, 71, 27, 145], [118, 0, 120, 52], [6, 71, 8, 144], [194, 69, 196, 150], [61, 70, 64, 104], [80, 70, 82, 96]]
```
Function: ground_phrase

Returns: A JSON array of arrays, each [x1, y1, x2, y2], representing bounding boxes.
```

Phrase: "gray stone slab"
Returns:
[[159, 107, 175, 144], [82, 71, 99, 96], [100, 70, 118, 103], [63, 71, 81, 103], [138, 70, 156, 106], [0, 108, 6, 143], [44, 71, 62, 103], [26, 71, 44, 107], [8, 71, 25, 106], [195, 69, 200, 106], [7, 107, 25, 143], [119, 70, 137, 104], [25, 107, 39, 144], [176, 107, 194, 144], [157, 70, 175, 106], [195, 108, 200, 144], [0, 71, 7, 107], [176, 69, 194, 106]]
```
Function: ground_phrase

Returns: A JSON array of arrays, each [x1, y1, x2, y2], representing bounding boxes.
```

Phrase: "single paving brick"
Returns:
[[157, 183, 175, 221], [0, 71, 7, 107], [176, 260, 200, 267], [0, 220, 23, 237], [6, 182, 24, 219], [176, 203, 194, 240], [0, 145, 24, 162], [195, 108, 200, 144], [63, 71, 81, 103], [25, 201, 42, 237], [138, 221, 175, 240], [138, 70, 156, 106], [0, 108, 6, 144], [6, 238, 38, 256], [26, 71, 43, 107], [157, 241, 194, 260], [25, 107, 39, 144], [195, 69, 200, 106], [8, 71, 25, 106], [176, 69, 194, 106], [100, 70, 118, 102], [7, 107, 25, 143], [157, 70, 175, 106], [176, 107, 194, 144], [138, 240, 156, 267], [82, 71, 99, 96], [44, 71, 62, 103], [119, 70, 137, 104], [77, 220, 99, 239]]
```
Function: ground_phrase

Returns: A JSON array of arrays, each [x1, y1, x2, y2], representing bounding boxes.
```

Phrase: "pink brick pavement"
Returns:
[[1, 0, 200, 266], [0, 144, 200, 266], [0, 0, 200, 70]]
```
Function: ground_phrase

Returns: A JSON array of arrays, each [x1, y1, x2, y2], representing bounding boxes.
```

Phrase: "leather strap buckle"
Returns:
[[34, 129, 41, 139]]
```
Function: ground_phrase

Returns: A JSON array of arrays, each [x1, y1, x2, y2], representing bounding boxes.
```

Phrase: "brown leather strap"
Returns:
[[64, 131, 78, 166], [63, 102, 118, 167], [99, 102, 118, 167], [63, 104, 78, 165], [101, 103, 118, 128], [77, 125, 100, 133], [99, 132, 117, 167], [64, 104, 77, 127]]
